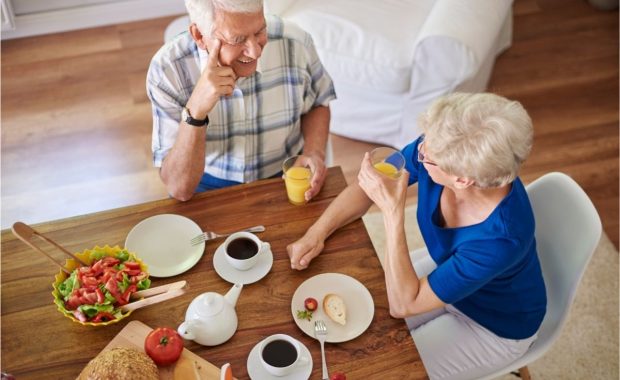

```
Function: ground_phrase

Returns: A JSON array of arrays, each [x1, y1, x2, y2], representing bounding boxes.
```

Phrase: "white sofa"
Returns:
[[265, 0, 514, 148]]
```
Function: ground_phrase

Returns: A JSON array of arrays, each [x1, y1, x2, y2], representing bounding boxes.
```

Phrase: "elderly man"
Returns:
[[147, 0, 336, 201]]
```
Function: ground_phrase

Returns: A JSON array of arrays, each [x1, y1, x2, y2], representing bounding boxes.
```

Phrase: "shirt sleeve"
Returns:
[[146, 61, 184, 168], [428, 238, 524, 304], [401, 136, 424, 185], [299, 32, 337, 113]]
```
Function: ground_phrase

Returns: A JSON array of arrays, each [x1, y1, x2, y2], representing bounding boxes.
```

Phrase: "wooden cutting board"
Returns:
[[96, 320, 221, 379]]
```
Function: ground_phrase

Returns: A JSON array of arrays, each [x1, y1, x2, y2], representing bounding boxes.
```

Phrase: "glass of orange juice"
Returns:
[[370, 147, 405, 178], [282, 155, 313, 205]]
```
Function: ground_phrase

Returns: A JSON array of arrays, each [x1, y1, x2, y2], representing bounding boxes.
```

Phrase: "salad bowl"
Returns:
[[52, 245, 149, 327]]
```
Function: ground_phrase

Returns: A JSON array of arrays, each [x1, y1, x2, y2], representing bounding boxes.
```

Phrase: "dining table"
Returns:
[[0, 166, 428, 379]]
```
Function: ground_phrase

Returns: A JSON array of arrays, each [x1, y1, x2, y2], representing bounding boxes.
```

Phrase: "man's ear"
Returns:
[[189, 23, 208, 50], [454, 176, 475, 189]]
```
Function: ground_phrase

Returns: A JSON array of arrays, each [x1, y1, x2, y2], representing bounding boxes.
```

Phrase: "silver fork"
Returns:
[[314, 320, 329, 380], [190, 225, 265, 246]]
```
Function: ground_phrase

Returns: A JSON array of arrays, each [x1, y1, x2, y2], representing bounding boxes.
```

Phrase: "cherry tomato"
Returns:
[[144, 327, 184, 366], [330, 371, 347, 380], [304, 297, 318, 311]]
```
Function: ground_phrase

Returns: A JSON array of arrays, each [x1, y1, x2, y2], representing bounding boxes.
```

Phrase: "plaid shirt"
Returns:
[[147, 15, 336, 182]]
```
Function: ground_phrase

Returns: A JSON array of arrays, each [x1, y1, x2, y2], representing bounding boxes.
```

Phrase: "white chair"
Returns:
[[478, 172, 602, 380]]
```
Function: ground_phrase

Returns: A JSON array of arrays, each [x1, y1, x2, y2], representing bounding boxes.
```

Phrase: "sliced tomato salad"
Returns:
[[56, 249, 150, 323]]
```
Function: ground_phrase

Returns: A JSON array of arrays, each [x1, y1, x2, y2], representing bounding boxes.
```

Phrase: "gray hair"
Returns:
[[185, 0, 264, 36], [418, 92, 533, 188]]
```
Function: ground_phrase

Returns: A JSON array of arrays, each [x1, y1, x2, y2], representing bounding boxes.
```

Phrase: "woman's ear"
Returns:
[[454, 176, 475, 189], [189, 23, 208, 50]]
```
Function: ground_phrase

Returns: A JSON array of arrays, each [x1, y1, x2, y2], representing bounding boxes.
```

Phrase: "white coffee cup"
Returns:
[[259, 334, 308, 377], [223, 232, 270, 271]]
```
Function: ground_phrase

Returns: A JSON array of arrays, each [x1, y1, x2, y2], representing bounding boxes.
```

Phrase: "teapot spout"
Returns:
[[224, 283, 243, 307], [178, 319, 200, 340]]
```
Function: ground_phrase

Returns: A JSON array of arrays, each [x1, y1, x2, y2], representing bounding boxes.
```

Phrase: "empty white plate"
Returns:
[[125, 214, 205, 277]]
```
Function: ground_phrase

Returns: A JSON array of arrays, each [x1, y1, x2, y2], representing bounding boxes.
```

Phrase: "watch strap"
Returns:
[[183, 107, 209, 127]]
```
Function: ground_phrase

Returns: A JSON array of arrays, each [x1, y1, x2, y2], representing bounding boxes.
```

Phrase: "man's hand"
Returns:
[[357, 152, 409, 214], [287, 230, 325, 270], [301, 152, 327, 201], [186, 39, 237, 119]]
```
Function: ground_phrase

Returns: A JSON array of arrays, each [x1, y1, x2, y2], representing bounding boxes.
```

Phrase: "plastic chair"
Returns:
[[478, 172, 602, 380]]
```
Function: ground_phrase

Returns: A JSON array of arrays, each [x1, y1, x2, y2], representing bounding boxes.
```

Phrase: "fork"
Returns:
[[190, 225, 265, 246], [314, 320, 329, 380]]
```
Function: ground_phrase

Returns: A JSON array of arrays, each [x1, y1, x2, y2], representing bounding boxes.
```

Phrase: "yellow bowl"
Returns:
[[52, 245, 149, 327]]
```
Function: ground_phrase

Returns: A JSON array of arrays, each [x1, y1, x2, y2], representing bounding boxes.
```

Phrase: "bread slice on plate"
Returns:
[[323, 293, 346, 325]]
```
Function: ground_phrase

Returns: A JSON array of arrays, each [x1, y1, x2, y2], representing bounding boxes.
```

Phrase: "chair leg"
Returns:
[[518, 366, 532, 380]]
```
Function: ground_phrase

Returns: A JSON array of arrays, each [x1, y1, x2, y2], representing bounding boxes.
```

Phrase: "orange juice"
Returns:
[[373, 162, 399, 178], [284, 166, 311, 205]]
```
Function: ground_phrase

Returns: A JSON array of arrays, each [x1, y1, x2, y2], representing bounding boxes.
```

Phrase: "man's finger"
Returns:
[[208, 39, 221, 67]]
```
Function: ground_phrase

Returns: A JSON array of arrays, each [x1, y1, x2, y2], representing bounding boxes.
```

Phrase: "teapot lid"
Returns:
[[195, 292, 224, 317]]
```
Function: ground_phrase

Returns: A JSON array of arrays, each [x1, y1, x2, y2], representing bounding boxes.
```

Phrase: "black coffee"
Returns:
[[227, 238, 258, 260], [262, 339, 297, 368]]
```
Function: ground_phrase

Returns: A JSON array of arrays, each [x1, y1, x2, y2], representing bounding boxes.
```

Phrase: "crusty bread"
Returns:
[[323, 293, 346, 325], [78, 347, 159, 380]]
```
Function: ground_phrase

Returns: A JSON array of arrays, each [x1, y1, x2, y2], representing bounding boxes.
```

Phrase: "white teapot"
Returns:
[[177, 283, 243, 346]]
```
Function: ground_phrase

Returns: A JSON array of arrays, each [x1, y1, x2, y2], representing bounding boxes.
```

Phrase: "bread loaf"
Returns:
[[323, 293, 346, 325], [78, 347, 159, 380]]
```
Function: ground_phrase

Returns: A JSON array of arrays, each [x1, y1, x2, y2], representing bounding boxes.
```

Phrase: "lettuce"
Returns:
[[115, 250, 130, 262], [78, 304, 114, 318], [58, 271, 80, 300], [137, 278, 151, 291]]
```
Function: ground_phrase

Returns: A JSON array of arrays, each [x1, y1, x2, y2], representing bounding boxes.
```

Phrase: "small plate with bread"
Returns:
[[290, 272, 374, 343]]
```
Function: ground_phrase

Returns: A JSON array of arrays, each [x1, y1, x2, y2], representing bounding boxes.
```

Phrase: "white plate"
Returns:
[[247, 336, 312, 380], [125, 214, 205, 277], [291, 273, 374, 343], [213, 242, 273, 284]]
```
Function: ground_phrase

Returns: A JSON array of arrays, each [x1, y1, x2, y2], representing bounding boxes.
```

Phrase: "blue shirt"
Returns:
[[147, 15, 336, 183], [402, 137, 547, 339]]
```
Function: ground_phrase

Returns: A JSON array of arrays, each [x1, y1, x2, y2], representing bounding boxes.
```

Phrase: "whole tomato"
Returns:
[[144, 327, 184, 366], [330, 371, 347, 380]]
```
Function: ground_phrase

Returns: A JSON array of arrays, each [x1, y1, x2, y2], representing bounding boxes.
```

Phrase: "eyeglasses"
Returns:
[[417, 141, 437, 166], [213, 25, 267, 49]]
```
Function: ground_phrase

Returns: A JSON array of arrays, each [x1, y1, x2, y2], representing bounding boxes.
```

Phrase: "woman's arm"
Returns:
[[287, 179, 373, 270], [357, 153, 444, 317]]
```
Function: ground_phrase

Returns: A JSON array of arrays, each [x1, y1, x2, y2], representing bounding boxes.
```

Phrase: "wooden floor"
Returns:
[[2, 0, 618, 248]]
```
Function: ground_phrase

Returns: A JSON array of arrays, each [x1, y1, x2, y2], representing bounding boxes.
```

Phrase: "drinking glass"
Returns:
[[370, 147, 405, 178], [282, 155, 312, 205]]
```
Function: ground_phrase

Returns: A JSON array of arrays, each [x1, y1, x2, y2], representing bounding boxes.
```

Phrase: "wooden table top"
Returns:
[[0, 167, 427, 379]]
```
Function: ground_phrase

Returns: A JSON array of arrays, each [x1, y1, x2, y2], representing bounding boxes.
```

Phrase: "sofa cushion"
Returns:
[[281, 0, 436, 94]]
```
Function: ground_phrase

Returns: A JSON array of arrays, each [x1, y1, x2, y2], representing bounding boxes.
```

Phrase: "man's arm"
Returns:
[[159, 38, 236, 201], [300, 105, 330, 200]]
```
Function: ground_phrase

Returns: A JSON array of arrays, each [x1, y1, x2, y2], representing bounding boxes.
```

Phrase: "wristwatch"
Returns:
[[181, 106, 209, 127]]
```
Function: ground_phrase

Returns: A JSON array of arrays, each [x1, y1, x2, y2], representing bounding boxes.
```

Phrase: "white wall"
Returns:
[[1, 0, 186, 40]]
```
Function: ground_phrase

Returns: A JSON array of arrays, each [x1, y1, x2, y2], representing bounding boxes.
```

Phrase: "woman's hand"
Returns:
[[286, 230, 325, 270], [357, 152, 409, 214]]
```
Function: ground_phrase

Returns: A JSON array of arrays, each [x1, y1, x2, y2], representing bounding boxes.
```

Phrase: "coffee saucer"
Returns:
[[247, 337, 312, 380], [213, 242, 273, 284]]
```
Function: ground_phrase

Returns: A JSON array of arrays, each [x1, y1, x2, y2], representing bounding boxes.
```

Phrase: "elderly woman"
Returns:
[[287, 92, 547, 380]]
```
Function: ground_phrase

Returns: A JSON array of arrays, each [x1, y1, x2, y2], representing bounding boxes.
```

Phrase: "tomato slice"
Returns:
[[92, 312, 116, 323], [124, 261, 141, 270]]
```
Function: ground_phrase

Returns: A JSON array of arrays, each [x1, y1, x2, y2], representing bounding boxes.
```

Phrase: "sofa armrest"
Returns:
[[414, 0, 513, 76], [263, 0, 300, 16]]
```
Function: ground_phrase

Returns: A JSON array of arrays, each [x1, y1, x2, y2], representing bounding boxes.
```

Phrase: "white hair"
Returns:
[[185, 0, 264, 36], [418, 92, 533, 188]]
